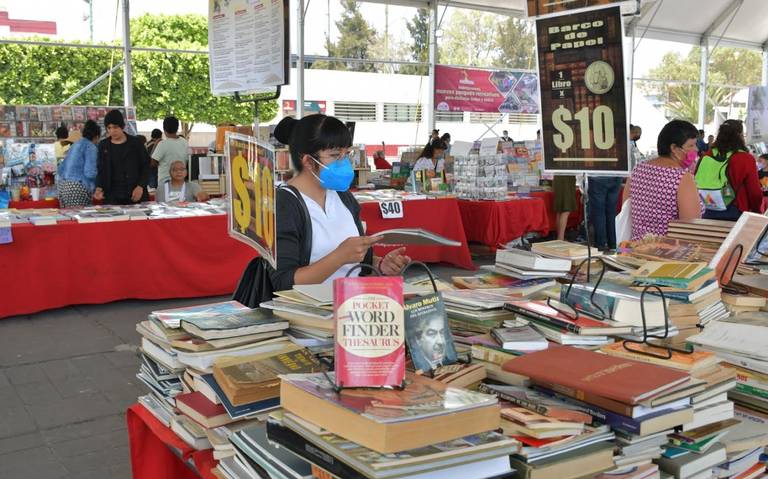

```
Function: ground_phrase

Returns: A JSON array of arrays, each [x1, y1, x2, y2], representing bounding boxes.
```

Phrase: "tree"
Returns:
[[497, 18, 536, 70], [439, 10, 501, 67], [641, 46, 761, 123], [400, 8, 430, 75], [319, 0, 378, 72], [0, 14, 278, 136]]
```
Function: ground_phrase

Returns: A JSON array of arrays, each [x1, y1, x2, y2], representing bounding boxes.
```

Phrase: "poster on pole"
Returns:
[[225, 132, 277, 268], [537, 6, 629, 174], [526, 0, 632, 19], [208, 0, 289, 96], [434, 65, 540, 114], [746, 87, 768, 146]]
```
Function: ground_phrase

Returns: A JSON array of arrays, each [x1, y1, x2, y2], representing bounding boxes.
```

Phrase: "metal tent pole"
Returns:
[[297, 0, 305, 119], [426, 1, 438, 132], [122, 0, 134, 107]]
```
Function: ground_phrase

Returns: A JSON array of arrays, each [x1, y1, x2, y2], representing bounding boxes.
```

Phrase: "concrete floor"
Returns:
[[0, 261, 480, 478]]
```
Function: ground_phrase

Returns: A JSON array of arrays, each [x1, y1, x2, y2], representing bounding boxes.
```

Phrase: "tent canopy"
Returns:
[[362, 0, 768, 51]]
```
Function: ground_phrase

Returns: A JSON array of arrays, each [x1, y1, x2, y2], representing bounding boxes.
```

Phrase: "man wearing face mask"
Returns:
[[629, 124, 645, 170], [695, 119, 762, 220], [269, 115, 411, 290]]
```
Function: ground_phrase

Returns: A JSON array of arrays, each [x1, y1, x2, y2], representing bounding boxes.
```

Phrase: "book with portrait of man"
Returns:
[[404, 292, 457, 373]]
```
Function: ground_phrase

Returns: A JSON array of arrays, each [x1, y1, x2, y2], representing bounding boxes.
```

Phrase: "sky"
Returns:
[[0, 0, 692, 77]]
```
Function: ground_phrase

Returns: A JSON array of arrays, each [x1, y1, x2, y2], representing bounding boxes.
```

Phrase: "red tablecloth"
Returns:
[[529, 191, 584, 232], [0, 215, 255, 319], [127, 404, 217, 479], [9, 198, 60, 209], [360, 198, 475, 270], [457, 198, 550, 248]]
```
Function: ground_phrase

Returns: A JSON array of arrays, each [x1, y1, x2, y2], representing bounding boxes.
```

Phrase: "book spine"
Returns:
[[533, 380, 635, 416], [477, 383, 552, 416], [471, 345, 518, 366], [265, 421, 368, 479], [734, 383, 768, 400], [532, 385, 642, 435], [504, 305, 582, 335]]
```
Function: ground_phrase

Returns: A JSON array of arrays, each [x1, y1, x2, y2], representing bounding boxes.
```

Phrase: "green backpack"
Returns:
[[695, 148, 736, 212]]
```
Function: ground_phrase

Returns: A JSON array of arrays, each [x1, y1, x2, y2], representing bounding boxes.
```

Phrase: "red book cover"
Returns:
[[502, 346, 690, 405], [175, 391, 226, 418], [334, 276, 405, 388]]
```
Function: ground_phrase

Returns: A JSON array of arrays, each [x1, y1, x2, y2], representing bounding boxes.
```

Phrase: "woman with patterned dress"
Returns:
[[622, 120, 703, 240]]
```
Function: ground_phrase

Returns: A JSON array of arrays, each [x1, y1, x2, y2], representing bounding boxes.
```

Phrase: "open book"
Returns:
[[373, 228, 462, 247]]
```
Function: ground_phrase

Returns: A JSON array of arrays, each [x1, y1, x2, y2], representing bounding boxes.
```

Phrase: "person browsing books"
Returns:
[[93, 109, 150, 205], [57, 120, 100, 208], [151, 116, 189, 187], [271, 114, 411, 290], [412, 138, 447, 176], [622, 119, 703, 240], [156, 160, 209, 203]]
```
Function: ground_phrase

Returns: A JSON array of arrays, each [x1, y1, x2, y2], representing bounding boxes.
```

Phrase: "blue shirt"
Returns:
[[58, 138, 98, 192]]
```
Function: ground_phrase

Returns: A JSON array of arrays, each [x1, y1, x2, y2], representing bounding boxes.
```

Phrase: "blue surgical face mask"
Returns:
[[310, 155, 354, 192]]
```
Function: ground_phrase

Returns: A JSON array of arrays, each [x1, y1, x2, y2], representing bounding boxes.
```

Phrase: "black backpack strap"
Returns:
[[279, 184, 313, 266]]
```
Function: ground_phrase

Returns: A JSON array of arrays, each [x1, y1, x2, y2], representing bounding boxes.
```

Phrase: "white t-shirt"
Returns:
[[152, 137, 189, 185], [412, 156, 445, 173], [300, 190, 361, 283]]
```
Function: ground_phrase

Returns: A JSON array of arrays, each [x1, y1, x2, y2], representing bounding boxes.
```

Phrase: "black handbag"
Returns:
[[232, 185, 312, 307]]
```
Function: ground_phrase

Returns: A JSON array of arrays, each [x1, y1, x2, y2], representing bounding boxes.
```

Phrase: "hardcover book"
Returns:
[[404, 292, 457, 372], [278, 371, 499, 453], [333, 276, 405, 388], [502, 346, 690, 405]]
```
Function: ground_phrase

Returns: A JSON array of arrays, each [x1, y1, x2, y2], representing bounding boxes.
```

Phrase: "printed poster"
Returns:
[[434, 65, 540, 114], [537, 6, 629, 174], [747, 86, 768, 145], [208, 0, 289, 95], [225, 132, 277, 267]]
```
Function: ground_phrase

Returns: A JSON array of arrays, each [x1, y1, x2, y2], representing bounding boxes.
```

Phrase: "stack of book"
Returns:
[[502, 346, 712, 478], [505, 300, 620, 348], [666, 219, 734, 247], [441, 288, 519, 339], [260, 290, 335, 350], [484, 248, 571, 280], [688, 320, 768, 415], [721, 293, 768, 315], [451, 271, 555, 295], [248, 372, 517, 479], [530, 240, 601, 264], [135, 300, 299, 453]]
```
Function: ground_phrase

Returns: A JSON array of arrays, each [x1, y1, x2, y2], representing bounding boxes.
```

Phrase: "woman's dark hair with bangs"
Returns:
[[714, 119, 747, 154], [273, 114, 352, 171], [657, 119, 698, 156]]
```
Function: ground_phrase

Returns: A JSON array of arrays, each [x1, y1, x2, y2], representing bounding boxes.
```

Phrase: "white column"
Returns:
[[697, 41, 709, 129], [297, 0, 305, 119], [426, 1, 438, 131], [122, 0, 133, 107], [627, 25, 636, 124]]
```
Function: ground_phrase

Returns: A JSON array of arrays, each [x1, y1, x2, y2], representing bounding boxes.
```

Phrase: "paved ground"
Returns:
[[0, 262, 478, 479]]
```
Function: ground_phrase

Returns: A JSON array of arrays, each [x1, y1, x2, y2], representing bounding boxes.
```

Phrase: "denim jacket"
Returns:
[[58, 138, 98, 192]]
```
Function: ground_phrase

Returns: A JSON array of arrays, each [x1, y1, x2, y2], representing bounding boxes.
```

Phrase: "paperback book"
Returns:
[[404, 292, 457, 372], [334, 276, 405, 388]]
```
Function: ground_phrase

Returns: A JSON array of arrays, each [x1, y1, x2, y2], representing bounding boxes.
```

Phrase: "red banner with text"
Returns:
[[434, 65, 540, 115]]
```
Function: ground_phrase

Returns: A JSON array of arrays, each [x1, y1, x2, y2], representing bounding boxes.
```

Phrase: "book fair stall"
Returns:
[[4, 0, 768, 479]]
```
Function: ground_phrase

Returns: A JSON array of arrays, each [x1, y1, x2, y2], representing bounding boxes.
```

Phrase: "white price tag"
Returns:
[[379, 200, 404, 219]]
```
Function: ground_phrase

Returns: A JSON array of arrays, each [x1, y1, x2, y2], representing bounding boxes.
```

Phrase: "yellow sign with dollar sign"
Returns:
[[226, 132, 277, 268]]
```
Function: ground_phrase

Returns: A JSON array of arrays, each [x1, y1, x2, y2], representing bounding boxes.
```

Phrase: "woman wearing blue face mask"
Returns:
[[270, 114, 411, 290]]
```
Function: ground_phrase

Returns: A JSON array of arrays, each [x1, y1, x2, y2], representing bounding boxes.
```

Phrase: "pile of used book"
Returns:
[[130, 231, 768, 479]]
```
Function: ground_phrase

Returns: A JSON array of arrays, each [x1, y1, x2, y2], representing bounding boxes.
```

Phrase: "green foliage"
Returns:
[[0, 13, 278, 134], [400, 8, 429, 75], [439, 10, 500, 67], [642, 46, 761, 123], [496, 17, 536, 70], [317, 0, 377, 72]]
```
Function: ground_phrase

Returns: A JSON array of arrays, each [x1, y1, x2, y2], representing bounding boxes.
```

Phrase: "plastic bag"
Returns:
[[615, 199, 632, 243]]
